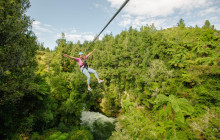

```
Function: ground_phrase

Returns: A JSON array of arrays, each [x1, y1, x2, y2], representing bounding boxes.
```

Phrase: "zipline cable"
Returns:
[[85, 0, 130, 52]]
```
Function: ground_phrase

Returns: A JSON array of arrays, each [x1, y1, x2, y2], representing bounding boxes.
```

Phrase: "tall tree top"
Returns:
[[177, 18, 185, 28]]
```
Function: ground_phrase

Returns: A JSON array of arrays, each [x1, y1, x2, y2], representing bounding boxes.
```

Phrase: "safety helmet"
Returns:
[[78, 52, 83, 56]]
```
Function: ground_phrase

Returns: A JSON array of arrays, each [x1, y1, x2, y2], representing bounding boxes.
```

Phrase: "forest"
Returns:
[[0, 0, 219, 139]]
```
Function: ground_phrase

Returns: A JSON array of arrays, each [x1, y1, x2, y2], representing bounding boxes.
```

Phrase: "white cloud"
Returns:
[[200, 6, 220, 16], [84, 35, 95, 41], [32, 20, 40, 25], [215, 24, 220, 30], [105, 30, 111, 34], [94, 3, 105, 9], [66, 34, 82, 41], [70, 29, 77, 33], [94, 2, 114, 15], [119, 14, 132, 27], [61, 31, 105, 43], [56, 31, 96, 43], [82, 32, 93, 35], [32, 21, 54, 33], [107, 0, 220, 30], [119, 15, 168, 29], [108, 0, 207, 17], [31, 21, 97, 49], [43, 24, 52, 27]]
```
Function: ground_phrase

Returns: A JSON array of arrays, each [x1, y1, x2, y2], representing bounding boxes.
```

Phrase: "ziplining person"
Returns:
[[63, 49, 103, 91], [62, 0, 129, 91]]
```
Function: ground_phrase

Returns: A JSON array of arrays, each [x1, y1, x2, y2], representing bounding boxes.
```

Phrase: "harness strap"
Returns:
[[80, 57, 88, 70]]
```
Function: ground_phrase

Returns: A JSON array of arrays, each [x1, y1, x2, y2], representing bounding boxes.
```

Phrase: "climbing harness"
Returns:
[[85, 0, 130, 53], [80, 58, 88, 72]]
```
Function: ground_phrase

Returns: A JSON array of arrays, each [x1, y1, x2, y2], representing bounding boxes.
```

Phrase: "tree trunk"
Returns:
[[172, 108, 176, 138]]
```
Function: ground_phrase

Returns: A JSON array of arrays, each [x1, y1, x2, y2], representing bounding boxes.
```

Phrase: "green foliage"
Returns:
[[110, 107, 158, 139], [189, 107, 220, 139], [154, 94, 195, 139], [47, 131, 69, 140], [69, 128, 93, 140], [1, 4, 219, 139], [177, 18, 185, 28], [35, 20, 218, 139], [122, 98, 135, 112], [30, 127, 93, 140], [0, 0, 53, 138], [193, 76, 220, 106], [157, 94, 194, 117]]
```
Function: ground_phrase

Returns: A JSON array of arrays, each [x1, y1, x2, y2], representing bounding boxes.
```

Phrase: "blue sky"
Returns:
[[27, 0, 220, 50]]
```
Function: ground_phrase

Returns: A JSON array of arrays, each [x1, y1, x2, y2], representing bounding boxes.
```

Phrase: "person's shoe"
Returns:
[[98, 80, 103, 83], [88, 87, 92, 91]]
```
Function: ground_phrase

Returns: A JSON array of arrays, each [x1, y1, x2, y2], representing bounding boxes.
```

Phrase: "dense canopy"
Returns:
[[0, 0, 219, 139]]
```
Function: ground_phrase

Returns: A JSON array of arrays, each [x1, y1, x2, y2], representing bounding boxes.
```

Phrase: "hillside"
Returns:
[[0, 0, 219, 139], [33, 22, 220, 139]]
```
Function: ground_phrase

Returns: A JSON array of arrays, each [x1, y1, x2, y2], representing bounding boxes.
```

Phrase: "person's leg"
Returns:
[[81, 68, 91, 89], [87, 68, 103, 83], [87, 68, 98, 79]]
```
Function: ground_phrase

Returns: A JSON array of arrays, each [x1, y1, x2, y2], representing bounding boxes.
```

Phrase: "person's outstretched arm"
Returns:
[[63, 54, 77, 60], [86, 49, 95, 59]]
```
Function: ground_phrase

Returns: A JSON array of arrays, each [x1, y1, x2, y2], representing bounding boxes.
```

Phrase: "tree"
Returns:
[[202, 20, 211, 29], [0, 0, 49, 138], [38, 42, 45, 51], [155, 94, 194, 138], [177, 18, 185, 28]]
